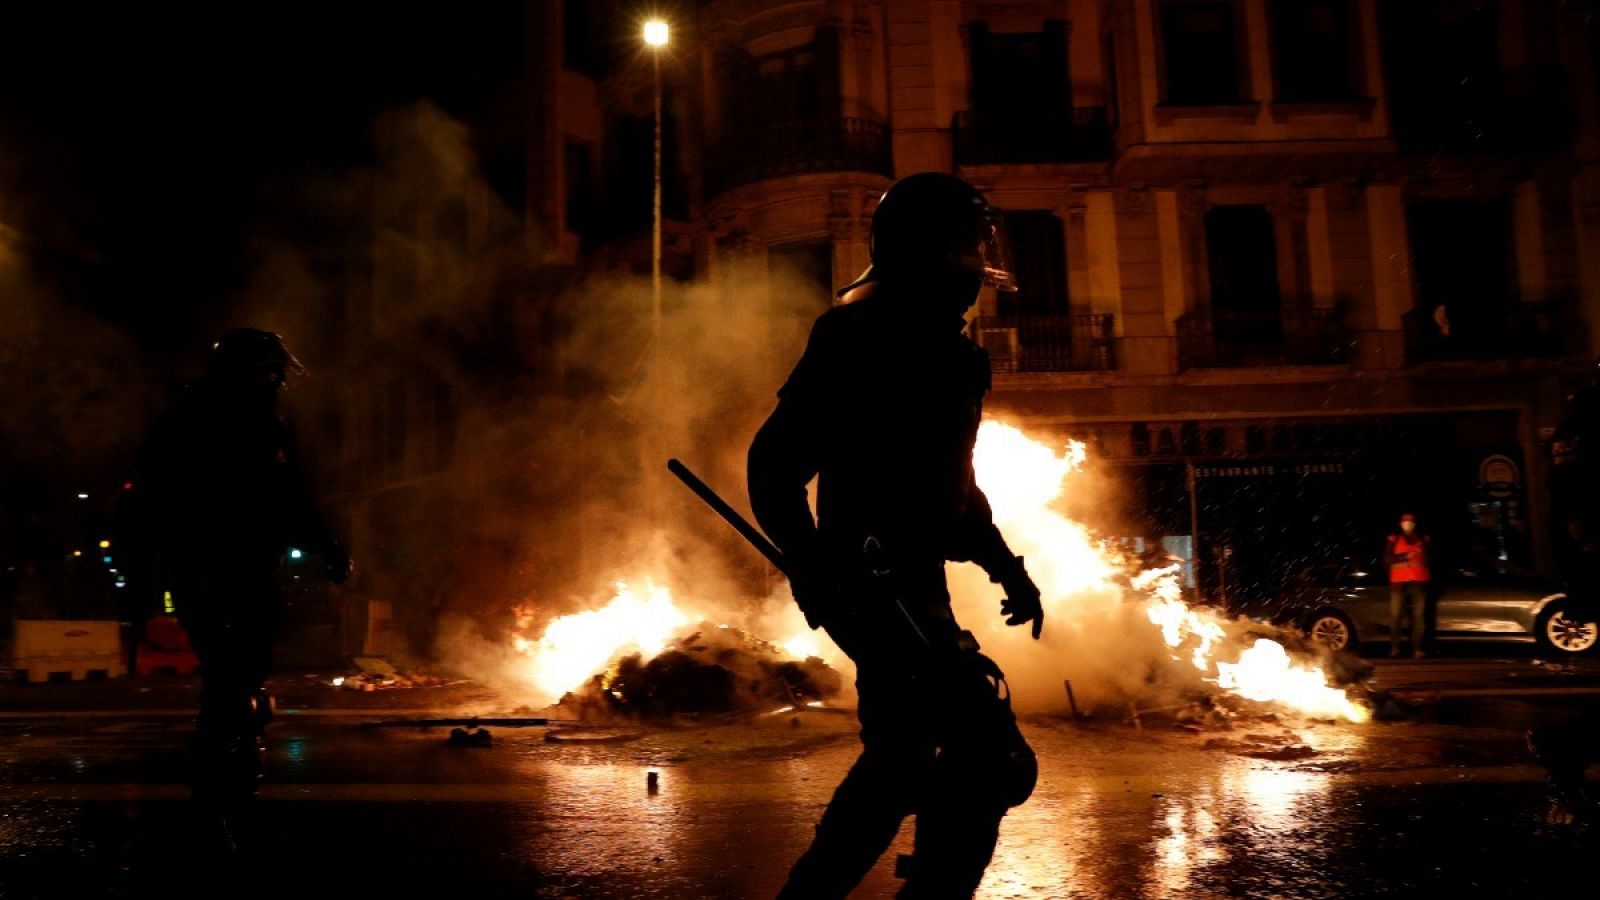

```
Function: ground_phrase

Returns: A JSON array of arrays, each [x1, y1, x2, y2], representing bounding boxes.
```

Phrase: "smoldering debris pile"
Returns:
[[329, 657, 463, 692], [558, 624, 844, 719]]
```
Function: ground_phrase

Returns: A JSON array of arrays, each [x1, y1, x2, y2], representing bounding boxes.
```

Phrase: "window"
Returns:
[[1379, 1, 1501, 152], [1406, 198, 1514, 350], [1204, 206, 1281, 343], [970, 22, 1070, 130], [607, 102, 686, 232], [1160, 2, 1244, 106], [1270, 0, 1356, 101], [485, 0, 526, 85], [1000, 211, 1067, 317], [722, 31, 841, 133], [564, 140, 593, 233], [485, 136, 527, 216], [1104, 32, 1120, 129], [562, 0, 593, 76]]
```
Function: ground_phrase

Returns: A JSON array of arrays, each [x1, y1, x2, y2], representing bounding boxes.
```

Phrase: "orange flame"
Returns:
[[507, 420, 1368, 723], [511, 580, 690, 703], [971, 420, 1369, 723]]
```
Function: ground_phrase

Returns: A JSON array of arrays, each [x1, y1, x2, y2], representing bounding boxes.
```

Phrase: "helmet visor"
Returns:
[[974, 210, 1018, 293]]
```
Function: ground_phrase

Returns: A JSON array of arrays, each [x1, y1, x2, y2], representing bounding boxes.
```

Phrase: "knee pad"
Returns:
[[994, 737, 1038, 808]]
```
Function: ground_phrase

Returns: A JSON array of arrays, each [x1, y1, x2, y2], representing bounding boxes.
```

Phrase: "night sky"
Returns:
[[0, 4, 473, 577], [0, 3, 425, 357]]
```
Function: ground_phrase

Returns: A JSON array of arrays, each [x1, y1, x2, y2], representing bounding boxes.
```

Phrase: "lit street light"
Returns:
[[643, 19, 668, 346], [641, 18, 670, 531]]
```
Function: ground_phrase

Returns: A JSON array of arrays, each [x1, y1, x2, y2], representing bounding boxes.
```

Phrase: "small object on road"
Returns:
[[446, 727, 492, 747], [647, 771, 660, 794]]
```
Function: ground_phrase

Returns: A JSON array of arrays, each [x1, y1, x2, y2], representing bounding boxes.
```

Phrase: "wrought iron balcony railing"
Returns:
[[705, 117, 891, 196], [951, 108, 1112, 166], [969, 314, 1116, 374], [1177, 306, 1349, 369], [1403, 300, 1564, 363]]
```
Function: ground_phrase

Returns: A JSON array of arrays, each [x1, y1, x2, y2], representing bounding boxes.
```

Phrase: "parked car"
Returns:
[[1248, 561, 1600, 656]]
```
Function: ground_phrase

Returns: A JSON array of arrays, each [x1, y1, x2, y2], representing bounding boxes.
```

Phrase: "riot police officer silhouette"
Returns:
[[135, 328, 350, 804], [1528, 369, 1600, 823], [749, 173, 1045, 898]]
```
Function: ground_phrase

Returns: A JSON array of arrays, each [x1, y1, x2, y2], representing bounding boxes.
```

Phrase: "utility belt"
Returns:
[[819, 534, 1039, 809]]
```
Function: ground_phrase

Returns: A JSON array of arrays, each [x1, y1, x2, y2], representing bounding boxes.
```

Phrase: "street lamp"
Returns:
[[643, 19, 669, 346]]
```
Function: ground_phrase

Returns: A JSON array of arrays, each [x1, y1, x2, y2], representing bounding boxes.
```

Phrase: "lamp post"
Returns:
[[642, 19, 670, 528], [643, 19, 669, 347]]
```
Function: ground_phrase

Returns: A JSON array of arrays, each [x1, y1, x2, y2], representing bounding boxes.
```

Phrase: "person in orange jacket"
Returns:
[[1385, 513, 1432, 659]]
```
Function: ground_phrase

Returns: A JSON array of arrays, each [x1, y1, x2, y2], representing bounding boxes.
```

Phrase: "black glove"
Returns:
[[995, 556, 1044, 639], [325, 543, 353, 585]]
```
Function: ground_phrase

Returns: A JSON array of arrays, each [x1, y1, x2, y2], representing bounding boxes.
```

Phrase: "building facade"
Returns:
[[658, 0, 1600, 603], [322, 0, 1600, 646]]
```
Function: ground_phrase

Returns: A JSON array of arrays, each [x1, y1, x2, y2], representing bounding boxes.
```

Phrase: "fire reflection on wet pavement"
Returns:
[[0, 708, 1592, 899]]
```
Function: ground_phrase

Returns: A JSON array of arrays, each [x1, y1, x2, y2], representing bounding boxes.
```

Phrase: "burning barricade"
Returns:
[[557, 624, 843, 719], [485, 419, 1370, 729], [483, 580, 846, 720]]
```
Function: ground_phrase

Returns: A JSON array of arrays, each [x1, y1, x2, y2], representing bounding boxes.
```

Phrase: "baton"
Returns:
[[665, 458, 931, 648], [666, 458, 790, 573]]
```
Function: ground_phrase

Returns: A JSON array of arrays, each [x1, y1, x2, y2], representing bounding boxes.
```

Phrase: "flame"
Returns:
[[512, 580, 690, 702], [499, 420, 1367, 723], [1215, 639, 1369, 722], [973, 424, 1122, 600], [780, 632, 825, 661], [971, 420, 1369, 723]]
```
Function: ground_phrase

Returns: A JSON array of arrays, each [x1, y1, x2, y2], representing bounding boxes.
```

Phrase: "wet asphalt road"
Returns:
[[1, 659, 1598, 899]]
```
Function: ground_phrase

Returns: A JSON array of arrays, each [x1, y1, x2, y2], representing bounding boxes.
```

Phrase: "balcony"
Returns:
[[1403, 301, 1564, 364], [951, 108, 1111, 166], [1177, 307, 1349, 369], [969, 314, 1116, 374], [704, 117, 891, 196]]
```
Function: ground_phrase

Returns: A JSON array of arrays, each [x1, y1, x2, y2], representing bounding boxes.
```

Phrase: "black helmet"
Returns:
[[839, 172, 1017, 297], [206, 328, 306, 380]]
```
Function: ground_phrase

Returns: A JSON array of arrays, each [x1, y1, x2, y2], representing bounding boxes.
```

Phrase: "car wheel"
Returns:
[[1536, 602, 1600, 655], [1307, 611, 1356, 653]]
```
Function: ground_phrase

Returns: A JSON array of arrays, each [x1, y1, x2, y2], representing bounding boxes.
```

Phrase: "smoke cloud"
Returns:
[[202, 100, 1355, 724], [212, 101, 825, 682]]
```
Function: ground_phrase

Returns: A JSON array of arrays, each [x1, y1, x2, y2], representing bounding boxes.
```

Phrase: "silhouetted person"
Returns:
[[749, 173, 1044, 899], [133, 329, 349, 810], [1529, 372, 1600, 823]]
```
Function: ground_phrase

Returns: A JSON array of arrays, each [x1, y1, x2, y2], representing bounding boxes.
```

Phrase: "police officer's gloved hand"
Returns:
[[995, 556, 1044, 639], [325, 543, 353, 585]]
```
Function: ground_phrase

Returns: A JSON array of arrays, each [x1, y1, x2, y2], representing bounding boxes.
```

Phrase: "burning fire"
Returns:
[[511, 580, 690, 701], [505, 420, 1368, 723], [971, 421, 1369, 723]]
